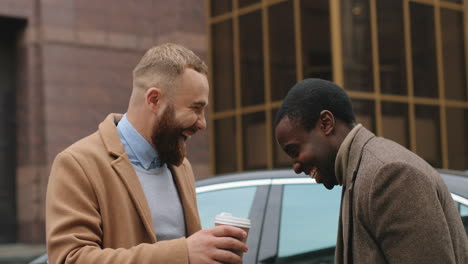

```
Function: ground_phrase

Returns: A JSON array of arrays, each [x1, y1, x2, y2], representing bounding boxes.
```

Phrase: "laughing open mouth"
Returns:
[[309, 167, 318, 179], [182, 128, 197, 141]]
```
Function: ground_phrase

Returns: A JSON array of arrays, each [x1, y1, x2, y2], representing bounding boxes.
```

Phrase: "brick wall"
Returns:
[[1, 0, 209, 244]]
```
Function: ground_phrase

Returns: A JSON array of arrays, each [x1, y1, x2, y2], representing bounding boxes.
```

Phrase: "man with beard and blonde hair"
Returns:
[[46, 43, 248, 264]]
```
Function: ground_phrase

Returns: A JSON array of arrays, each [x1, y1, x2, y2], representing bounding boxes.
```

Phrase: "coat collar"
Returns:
[[99, 113, 126, 158], [335, 126, 375, 264], [345, 127, 376, 186], [99, 114, 156, 241], [335, 124, 363, 187], [98, 113, 200, 241]]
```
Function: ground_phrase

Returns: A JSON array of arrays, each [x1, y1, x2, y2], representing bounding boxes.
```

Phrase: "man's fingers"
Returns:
[[212, 248, 243, 264], [187, 227, 248, 264], [210, 225, 247, 240], [214, 236, 248, 252]]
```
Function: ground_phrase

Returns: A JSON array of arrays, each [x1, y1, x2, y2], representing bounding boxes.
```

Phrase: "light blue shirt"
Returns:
[[117, 114, 162, 169], [116, 114, 186, 240]]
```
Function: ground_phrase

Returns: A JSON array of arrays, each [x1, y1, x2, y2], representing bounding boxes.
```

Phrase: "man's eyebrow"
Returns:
[[191, 101, 207, 107]]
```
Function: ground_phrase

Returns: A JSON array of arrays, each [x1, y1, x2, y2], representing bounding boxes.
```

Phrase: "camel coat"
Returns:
[[46, 114, 201, 264], [335, 126, 468, 263]]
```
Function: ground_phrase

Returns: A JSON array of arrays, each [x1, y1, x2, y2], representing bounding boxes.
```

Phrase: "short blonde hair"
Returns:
[[131, 43, 208, 103]]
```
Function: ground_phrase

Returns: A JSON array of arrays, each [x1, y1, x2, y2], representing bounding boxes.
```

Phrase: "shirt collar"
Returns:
[[334, 124, 362, 186], [117, 114, 162, 169]]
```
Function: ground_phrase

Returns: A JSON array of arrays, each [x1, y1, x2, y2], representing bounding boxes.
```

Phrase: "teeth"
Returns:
[[310, 168, 318, 179], [182, 131, 193, 138]]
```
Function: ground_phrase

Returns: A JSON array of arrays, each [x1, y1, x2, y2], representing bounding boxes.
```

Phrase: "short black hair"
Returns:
[[275, 78, 356, 131]]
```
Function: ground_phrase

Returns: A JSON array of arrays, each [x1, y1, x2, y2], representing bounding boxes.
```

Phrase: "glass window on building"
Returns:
[[208, 0, 468, 174], [269, 0, 296, 102], [210, 0, 232, 17], [239, 0, 260, 9], [353, 99, 375, 133], [415, 105, 442, 168], [215, 117, 237, 174], [441, 8, 466, 101], [382, 102, 409, 148], [239, 10, 265, 107], [243, 112, 267, 170], [410, 3, 438, 98], [272, 109, 291, 168], [208, 0, 333, 174], [212, 20, 235, 112], [301, 0, 332, 81], [446, 108, 467, 170], [443, 0, 462, 3], [341, 0, 373, 92], [377, 0, 406, 95]]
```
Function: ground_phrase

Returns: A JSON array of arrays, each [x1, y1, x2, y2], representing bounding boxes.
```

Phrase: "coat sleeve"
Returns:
[[369, 162, 457, 263], [46, 151, 190, 264]]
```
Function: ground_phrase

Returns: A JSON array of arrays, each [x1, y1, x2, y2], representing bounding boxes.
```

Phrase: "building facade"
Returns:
[[207, 0, 468, 174]]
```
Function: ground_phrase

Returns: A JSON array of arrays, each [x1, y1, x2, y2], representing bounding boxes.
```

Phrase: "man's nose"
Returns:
[[196, 113, 206, 130], [293, 162, 302, 174]]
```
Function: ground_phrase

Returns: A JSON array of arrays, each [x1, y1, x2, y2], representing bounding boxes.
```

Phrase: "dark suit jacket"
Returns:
[[46, 114, 201, 264], [335, 126, 468, 263]]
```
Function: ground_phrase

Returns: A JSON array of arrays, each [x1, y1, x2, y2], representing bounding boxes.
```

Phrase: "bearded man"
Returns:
[[46, 43, 247, 264]]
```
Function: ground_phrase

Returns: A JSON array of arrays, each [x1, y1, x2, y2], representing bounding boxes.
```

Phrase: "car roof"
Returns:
[[438, 169, 468, 199], [197, 168, 468, 200], [196, 169, 302, 186]]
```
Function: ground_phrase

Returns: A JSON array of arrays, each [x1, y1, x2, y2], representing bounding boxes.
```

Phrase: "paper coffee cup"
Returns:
[[214, 212, 251, 257]]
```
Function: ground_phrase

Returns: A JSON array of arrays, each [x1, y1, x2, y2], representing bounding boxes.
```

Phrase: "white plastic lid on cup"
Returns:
[[214, 212, 251, 229]]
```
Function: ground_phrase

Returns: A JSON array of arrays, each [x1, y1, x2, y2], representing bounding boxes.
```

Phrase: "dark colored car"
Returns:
[[30, 169, 468, 264]]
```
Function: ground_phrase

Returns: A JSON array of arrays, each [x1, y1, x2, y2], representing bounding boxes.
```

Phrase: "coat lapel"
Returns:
[[335, 188, 346, 264], [338, 127, 375, 264], [170, 163, 201, 236], [99, 114, 157, 242]]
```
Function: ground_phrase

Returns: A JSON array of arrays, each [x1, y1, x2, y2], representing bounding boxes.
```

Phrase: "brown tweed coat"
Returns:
[[46, 114, 201, 264], [335, 126, 468, 263]]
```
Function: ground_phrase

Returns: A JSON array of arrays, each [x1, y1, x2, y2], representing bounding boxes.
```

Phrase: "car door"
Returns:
[[258, 179, 342, 264], [196, 180, 271, 263]]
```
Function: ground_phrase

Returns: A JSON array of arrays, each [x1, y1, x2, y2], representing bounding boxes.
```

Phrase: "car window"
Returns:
[[278, 184, 342, 263], [457, 202, 468, 236], [459, 203, 468, 217], [196, 186, 257, 229]]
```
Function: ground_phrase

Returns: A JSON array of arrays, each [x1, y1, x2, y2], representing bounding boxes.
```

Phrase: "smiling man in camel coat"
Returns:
[[46, 43, 248, 264]]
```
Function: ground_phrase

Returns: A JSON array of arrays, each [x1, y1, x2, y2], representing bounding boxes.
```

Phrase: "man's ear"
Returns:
[[319, 110, 335, 135], [145, 87, 163, 113]]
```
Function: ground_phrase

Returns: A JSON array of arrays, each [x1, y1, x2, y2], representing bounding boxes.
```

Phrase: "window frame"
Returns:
[[207, 0, 468, 174]]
